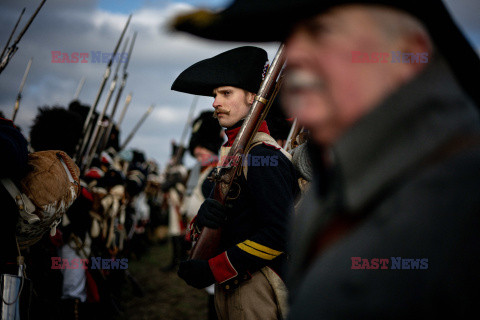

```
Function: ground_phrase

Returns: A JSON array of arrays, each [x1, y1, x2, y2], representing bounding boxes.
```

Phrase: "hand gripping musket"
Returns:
[[99, 32, 137, 154], [119, 104, 154, 152], [12, 57, 33, 122], [82, 37, 130, 171], [0, 0, 47, 74], [190, 44, 287, 260], [74, 14, 132, 165]]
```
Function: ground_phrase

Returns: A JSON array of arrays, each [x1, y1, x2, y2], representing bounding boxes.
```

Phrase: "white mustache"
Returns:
[[284, 70, 325, 92]]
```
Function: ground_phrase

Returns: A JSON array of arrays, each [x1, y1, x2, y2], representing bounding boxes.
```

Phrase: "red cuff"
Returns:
[[208, 252, 238, 284]]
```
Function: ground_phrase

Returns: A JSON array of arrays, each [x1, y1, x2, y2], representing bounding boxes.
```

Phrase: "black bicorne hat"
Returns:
[[188, 111, 224, 156], [171, 46, 268, 97], [171, 0, 480, 108]]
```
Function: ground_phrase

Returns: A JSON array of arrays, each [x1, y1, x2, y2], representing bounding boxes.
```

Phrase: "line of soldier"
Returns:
[[1, 100, 165, 319]]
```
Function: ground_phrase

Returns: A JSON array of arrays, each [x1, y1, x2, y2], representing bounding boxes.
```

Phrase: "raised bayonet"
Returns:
[[119, 104, 154, 152], [0, 0, 47, 74], [74, 14, 132, 165], [12, 57, 33, 122], [73, 76, 86, 100]]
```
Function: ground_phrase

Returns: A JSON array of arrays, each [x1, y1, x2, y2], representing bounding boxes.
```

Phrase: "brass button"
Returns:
[[19, 205, 24, 210], [16, 195, 21, 200], [234, 280, 238, 285], [225, 285, 230, 290]]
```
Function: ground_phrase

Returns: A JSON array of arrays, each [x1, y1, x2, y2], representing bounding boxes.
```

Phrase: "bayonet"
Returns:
[[117, 92, 132, 128], [74, 14, 132, 164], [73, 76, 86, 100], [99, 31, 137, 153], [12, 58, 33, 122], [119, 104, 154, 151], [82, 37, 130, 170], [0, 0, 47, 74], [0, 8, 25, 62]]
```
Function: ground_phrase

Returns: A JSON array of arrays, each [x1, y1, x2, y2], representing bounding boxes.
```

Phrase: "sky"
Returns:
[[0, 0, 479, 169]]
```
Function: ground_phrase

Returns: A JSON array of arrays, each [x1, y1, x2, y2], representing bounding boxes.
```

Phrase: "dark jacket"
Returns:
[[287, 56, 480, 319], [207, 121, 299, 284], [0, 118, 29, 273]]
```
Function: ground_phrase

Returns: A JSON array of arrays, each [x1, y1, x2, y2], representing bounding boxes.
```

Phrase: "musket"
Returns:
[[74, 14, 132, 164], [73, 76, 86, 100], [283, 118, 304, 152], [99, 32, 137, 153], [0, 0, 47, 74], [169, 95, 198, 167], [190, 44, 287, 260], [117, 92, 132, 128], [0, 8, 25, 62], [12, 57, 33, 122], [119, 104, 154, 152], [82, 37, 130, 170]]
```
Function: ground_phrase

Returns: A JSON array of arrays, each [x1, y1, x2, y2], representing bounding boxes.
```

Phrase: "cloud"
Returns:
[[0, 0, 279, 168], [1, 0, 478, 169]]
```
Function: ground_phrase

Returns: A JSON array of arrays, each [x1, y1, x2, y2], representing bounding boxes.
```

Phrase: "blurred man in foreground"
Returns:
[[172, 0, 480, 318]]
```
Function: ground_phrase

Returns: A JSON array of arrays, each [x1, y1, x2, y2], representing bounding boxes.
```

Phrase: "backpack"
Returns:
[[1, 150, 80, 248]]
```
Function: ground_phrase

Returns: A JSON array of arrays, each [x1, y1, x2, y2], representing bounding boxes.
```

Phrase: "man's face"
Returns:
[[193, 146, 215, 166], [212, 86, 254, 128], [282, 5, 411, 146]]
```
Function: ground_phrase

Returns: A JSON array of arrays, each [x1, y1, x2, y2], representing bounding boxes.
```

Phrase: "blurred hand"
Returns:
[[178, 259, 215, 289], [196, 198, 227, 229]]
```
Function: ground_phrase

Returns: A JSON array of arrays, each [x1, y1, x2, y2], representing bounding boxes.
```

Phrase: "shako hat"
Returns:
[[171, 46, 268, 97], [188, 111, 224, 156], [171, 0, 480, 108]]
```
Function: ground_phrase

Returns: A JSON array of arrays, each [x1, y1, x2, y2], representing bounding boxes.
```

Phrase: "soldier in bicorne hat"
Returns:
[[171, 0, 480, 319], [172, 46, 299, 319]]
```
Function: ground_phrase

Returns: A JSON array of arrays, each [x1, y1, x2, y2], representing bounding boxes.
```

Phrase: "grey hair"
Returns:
[[365, 5, 434, 54]]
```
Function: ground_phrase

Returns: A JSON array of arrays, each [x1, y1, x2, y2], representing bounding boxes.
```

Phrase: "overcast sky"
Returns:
[[1, 0, 479, 169]]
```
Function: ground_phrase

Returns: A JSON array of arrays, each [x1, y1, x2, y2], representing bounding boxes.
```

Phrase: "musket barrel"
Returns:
[[82, 37, 130, 170], [74, 14, 132, 164], [0, 8, 25, 61], [0, 0, 47, 74], [119, 104, 154, 151], [99, 32, 137, 153]]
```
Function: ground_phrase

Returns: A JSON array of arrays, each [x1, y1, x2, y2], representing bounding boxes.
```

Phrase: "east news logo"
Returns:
[[51, 257, 128, 270], [351, 257, 428, 270]]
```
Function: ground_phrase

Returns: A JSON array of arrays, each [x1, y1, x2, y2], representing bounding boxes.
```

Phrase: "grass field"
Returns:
[[117, 241, 209, 320]]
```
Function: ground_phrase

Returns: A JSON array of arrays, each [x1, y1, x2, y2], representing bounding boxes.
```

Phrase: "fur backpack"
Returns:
[[1, 150, 80, 248]]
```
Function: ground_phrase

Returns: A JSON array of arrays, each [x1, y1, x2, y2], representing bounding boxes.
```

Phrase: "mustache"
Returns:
[[284, 70, 325, 92], [213, 109, 230, 119]]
